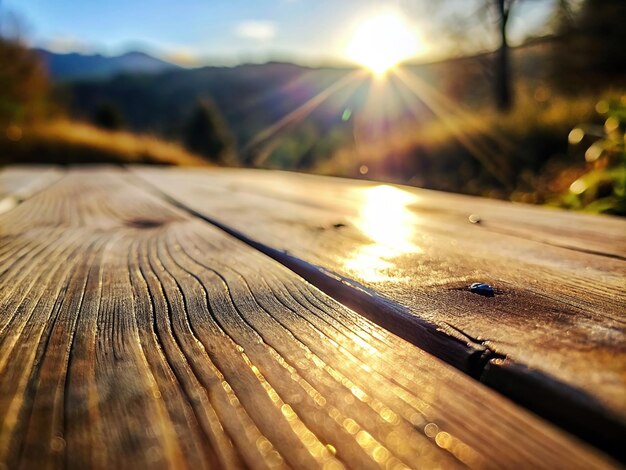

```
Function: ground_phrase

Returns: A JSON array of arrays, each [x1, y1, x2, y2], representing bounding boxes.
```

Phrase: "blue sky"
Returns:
[[6, 0, 556, 66]]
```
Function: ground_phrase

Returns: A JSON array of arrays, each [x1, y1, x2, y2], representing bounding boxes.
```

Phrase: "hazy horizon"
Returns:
[[5, 0, 557, 68]]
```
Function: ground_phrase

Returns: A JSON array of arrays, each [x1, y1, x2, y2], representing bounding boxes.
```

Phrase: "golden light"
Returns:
[[346, 11, 423, 77], [343, 185, 422, 282]]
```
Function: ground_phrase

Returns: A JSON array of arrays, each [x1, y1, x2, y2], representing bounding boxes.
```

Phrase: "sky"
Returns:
[[4, 0, 557, 66]]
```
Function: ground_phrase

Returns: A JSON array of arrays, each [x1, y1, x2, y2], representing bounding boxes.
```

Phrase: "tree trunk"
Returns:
[[495, 0, 513, 111]]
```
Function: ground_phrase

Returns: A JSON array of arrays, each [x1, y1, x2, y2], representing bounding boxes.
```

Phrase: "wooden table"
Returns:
[[0, 166, 624, 469]]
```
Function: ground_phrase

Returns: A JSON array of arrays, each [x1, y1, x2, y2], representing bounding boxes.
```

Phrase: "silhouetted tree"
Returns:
[[482, 0, 543, 111], [183, 98, 234, 164], [492, 0, 514, 111], [92, 102, 125, 130], [431, 0, 561, 111]]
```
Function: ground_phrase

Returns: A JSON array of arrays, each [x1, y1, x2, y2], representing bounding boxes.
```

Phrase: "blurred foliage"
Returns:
[[0, 34, 209, 166], [553, 0, 626, 90], [555, 98, 626, 215], [183, 98, 235, 164], [575, 0, 626, 78], [316, 86, 597, 195], [92, 102, 126, 131], [0, 37, 49, 125], [0, 120, 209, 166], [62, 64, 350, 149]]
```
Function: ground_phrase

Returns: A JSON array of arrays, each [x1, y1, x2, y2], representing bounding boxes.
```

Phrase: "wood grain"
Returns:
[[0, 167, 616, 468], [132, 167, 626, 456]]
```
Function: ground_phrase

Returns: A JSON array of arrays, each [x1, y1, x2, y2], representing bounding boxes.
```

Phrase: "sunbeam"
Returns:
[[352, 74, 411, 169], [395, 68, 516, 154], [228, 68, 336, 116], [243, 70, 367, 165], [393, 67, 514, 186]]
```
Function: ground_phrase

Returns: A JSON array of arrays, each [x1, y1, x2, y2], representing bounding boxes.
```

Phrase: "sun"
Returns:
[[346, 11, 422, 77]]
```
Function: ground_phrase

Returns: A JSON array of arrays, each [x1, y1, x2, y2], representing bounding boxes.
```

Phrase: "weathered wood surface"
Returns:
[[138, 168, 626, 259], [133, 167, 626, 456], [0, 166, 618, 469], [0, 166, 63, 215]]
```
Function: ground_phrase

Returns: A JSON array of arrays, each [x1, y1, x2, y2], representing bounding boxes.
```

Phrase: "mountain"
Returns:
[[63, 62, 365, 147], [35, 49, 181, 80], [57, 40, 558, 164]]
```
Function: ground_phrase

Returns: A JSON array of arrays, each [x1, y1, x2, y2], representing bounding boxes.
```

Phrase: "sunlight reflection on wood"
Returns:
[[344, 185, 422, 282]]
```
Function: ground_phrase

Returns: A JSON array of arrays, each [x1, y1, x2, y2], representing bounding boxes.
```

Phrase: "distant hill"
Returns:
[[36, 49, 181, 80], [62, 62, 366, 149], [56, 40, 560, 166]]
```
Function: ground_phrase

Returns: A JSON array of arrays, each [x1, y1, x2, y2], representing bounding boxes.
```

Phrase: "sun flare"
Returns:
[[346, 12, 423, 77]]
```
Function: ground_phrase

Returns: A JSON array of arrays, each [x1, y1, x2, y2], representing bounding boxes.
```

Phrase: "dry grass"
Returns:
[[1, 119, 210, 166], [314, 89, 601, 197]]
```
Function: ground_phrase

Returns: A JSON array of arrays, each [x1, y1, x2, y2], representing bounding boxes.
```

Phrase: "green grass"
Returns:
[[553, 96, 626, 215]]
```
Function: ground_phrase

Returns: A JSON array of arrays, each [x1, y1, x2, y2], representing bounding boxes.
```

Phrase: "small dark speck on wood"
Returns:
[[128, 218, 164, 229], [314, 223, 345, 231], [469, 282, 495, 297]]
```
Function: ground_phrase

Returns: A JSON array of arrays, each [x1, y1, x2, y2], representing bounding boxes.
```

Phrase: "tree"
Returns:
[[0, 37, 48, 125], [425, 0, 557, 111], [489, 0, 582, 109], [0, 4, 49, 125], [493, 0, 514, 111], [480, 0, 528, 111], [551, 0, 626, 89], [183, 98, 235, 164], [576, 0, 625, 79], [92, 102, 125, 130]]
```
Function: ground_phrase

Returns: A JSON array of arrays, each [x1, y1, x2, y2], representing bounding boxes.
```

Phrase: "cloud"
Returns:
[[234, 21, 276, 41]]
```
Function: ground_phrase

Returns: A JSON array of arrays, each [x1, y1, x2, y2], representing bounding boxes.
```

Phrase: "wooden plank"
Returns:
[[132, 167, 626, 457], [0, 167, 615, 468], [0, 165, 64, 215], [155, 168, 626, 259]]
